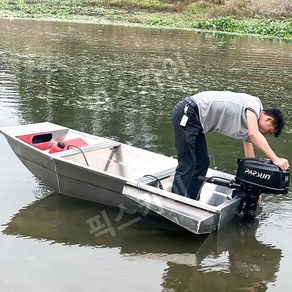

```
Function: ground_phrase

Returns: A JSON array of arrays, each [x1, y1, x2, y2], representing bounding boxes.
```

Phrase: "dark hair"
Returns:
[[263, 108, 285, 137]]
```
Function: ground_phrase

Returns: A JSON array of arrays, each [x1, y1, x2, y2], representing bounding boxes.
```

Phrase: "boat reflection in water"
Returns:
[[3, 193, 281, 291]]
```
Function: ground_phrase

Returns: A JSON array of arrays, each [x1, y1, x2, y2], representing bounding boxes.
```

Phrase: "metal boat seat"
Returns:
[[57, 140, 121, 156]]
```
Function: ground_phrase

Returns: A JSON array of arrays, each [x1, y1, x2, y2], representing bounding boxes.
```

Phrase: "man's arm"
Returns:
[[246, 109, 289, 170], [243, 140, 255, 158]]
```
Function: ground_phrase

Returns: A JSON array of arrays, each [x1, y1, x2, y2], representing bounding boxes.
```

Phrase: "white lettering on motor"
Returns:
[[244, 168, 271, 180]]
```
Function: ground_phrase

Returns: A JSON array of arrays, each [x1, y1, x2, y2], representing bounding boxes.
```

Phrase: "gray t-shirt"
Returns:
[[189, 91, 263, 141]]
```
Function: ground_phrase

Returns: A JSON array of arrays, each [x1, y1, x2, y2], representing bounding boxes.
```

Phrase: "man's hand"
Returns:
[[272, 157, 290, 170]]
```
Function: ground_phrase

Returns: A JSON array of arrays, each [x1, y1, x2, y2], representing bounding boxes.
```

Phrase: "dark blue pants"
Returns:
[[171, 98, 210, 199]]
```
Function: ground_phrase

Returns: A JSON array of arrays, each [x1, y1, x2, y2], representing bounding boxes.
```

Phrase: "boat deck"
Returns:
[[58, 140, 177, 184]]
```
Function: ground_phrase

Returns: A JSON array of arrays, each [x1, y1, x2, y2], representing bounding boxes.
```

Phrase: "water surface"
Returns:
[[0, 18, 291, 291]]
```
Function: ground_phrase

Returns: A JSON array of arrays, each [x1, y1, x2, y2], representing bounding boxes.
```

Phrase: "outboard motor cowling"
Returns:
[[235, 158, 290, 194], [234, 158, 290, 220], [201, 158, 290, 221]]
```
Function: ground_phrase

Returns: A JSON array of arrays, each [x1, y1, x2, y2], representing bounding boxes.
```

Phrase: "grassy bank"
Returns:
[[0, 0, 291, 39]]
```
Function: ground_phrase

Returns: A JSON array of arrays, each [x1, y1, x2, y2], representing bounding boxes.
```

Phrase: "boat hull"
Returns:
[[7, 138, 59, 190]]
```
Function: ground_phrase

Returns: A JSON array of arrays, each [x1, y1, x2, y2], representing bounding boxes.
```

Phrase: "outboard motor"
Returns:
[[202, 158, 290, 220], [236, 158, 289, 194], [235, 158, 290, 219]]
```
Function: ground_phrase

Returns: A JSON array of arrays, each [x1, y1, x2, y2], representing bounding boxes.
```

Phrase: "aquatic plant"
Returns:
[[0, 0, 291, 39]]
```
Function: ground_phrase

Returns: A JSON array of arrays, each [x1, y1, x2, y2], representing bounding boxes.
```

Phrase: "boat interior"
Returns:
[[16, 128, 177, 181]]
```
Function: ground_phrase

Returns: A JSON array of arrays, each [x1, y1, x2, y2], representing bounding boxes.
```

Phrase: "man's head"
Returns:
[[259, 109, 285, 137]]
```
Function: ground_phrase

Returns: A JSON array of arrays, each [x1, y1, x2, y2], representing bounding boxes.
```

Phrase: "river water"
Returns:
[[0, 18, 291, 291]]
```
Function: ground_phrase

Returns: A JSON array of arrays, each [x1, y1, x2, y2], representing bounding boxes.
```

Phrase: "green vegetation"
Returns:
[[0, 0, 291, 39]]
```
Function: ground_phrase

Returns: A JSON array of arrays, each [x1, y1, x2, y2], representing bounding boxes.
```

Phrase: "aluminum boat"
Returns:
[[1, 122, 289, 234]]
